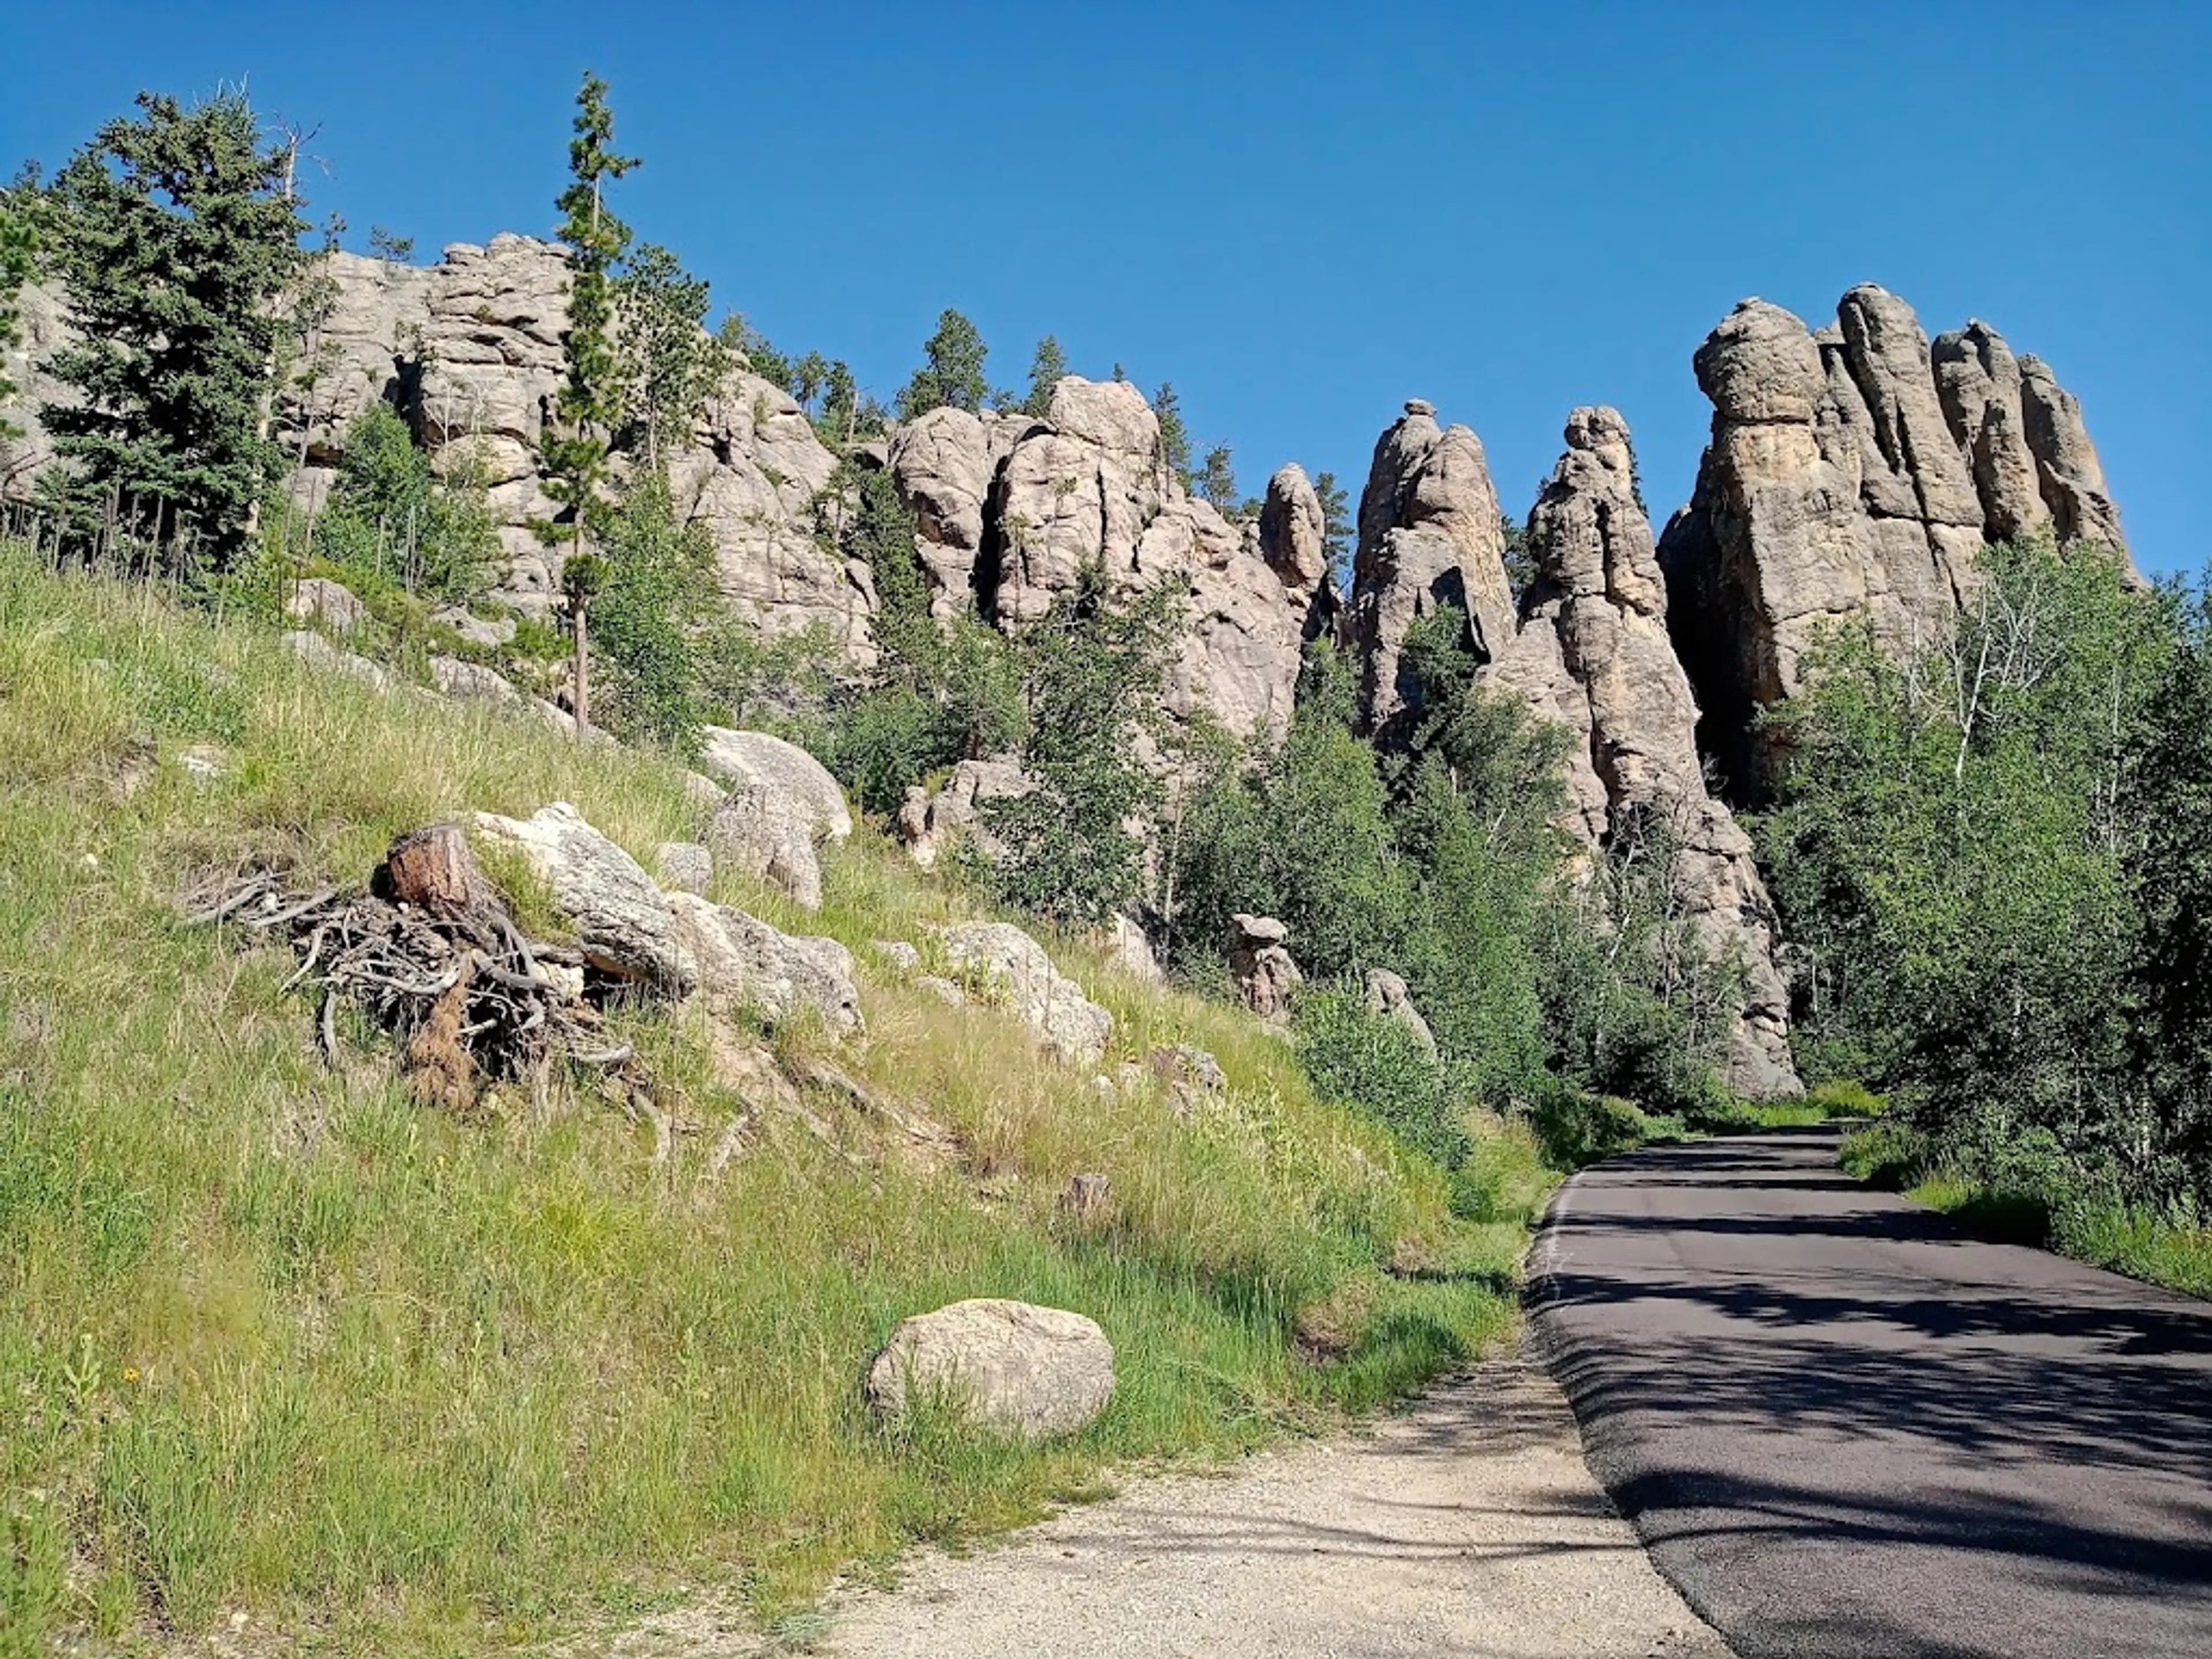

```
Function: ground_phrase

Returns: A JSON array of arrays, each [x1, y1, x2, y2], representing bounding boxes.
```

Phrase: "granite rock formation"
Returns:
[[1346, 400, 1517, 739], [1658, 286, 2131, 796]]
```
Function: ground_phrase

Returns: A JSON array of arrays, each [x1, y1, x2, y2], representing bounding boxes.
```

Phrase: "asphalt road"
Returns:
[[1531, 1126, 2212, 1659]]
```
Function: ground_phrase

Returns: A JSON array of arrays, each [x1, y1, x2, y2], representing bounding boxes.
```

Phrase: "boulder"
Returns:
[[1227, 914, 1303, 1023], [285, 577, 369, 632], [432, 606, 518, 649], [706, 785, 824, 910], [866, 1298, 1115, 1440], [934, 921, 1112, 1064], [471, 802, 692, 994], [696, 728, 853, 843], [895, 757, 1033, 870], [1104, 914, 1165, 984], [429, 654, 524, 704], [665, 892, 863, 1036], [656, 841, 714, 895], [282, 630, 393, 691], [1361, 968, 1438, 1059]]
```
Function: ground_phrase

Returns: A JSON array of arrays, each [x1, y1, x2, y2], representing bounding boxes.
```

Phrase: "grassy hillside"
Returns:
[[0, 548, 1547, 1654]]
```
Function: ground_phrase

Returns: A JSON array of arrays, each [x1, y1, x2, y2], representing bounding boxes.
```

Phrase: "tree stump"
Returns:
[[375, 824, 496, 922]]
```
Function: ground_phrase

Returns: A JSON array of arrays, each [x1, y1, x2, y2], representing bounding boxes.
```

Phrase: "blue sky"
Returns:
[[5, 2, 2205, 572]]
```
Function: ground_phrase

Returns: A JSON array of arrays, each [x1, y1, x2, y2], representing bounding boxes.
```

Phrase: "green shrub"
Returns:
[[1296, 984, 1464, 1168]]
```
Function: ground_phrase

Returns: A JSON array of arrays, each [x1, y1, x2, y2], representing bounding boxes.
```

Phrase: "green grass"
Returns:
[[1837, 1124, 2212, 1300], [0, 549, 1537, 1654]]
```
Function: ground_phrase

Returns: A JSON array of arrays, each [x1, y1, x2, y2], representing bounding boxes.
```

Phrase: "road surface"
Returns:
[[1533, 1126, 2212, 1658]]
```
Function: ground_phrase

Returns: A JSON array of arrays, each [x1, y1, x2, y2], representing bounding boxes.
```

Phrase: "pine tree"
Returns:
[[538, 71, 638, 735], [895, 308, 988, 419], [1195, 442, 1237, 512], [0, 192, 36, 440], [613, 241, 729, 468], [1153, 382, 1191, 481], [37, 91, 305, 566], [1313, 470, 1350, 579], [1021, 335, 1067, 416]]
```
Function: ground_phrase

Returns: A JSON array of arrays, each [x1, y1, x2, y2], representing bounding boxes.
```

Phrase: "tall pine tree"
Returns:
[[539, 73, 638, 734], [37, 92, 305, 566]]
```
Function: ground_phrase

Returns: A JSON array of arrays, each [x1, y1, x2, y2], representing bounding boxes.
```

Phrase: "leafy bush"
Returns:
[[1296, 984, 1463, 1168], [309, 404, 499, 602]]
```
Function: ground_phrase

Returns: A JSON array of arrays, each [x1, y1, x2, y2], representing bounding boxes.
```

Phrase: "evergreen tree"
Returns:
[[1021, 335, 1067, 416], [1195, 442, 1237, 512], [1313, 469, 1350, 581], [613, 241, 729, 468], [37, 90, 306, 566], [537, 71, 638, 734], [895, 308, 988, 419], [1153, 381, 1191, 480], [0, 192, 36, 441]]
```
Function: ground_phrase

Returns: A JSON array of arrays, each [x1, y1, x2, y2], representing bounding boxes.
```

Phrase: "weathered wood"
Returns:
[[376, 824, 492, 922]]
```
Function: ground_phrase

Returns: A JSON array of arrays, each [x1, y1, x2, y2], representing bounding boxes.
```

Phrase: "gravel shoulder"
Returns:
[[807, 1349, 1729, 1659]]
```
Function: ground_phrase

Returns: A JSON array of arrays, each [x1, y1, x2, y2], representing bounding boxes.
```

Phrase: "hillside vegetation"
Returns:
[[0, 548, 1550, 1652]]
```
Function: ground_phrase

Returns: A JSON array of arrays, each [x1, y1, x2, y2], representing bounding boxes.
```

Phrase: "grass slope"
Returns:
[[0, 551, 1544, 1654]]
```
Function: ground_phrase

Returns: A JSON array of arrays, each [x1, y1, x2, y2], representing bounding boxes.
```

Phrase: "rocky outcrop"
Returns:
[[285, 577, 369, 632], [1227, 914, 1303, 1024], [886, 376, 1335, 740], [1516, 407, 1798, 1099], [696, 728, 854, 844], [933, 921, 1113, 1065], [1347, 401, 1517, 739], [866, 1299, 1115, 1440], [1660, 286, 2131, 797]]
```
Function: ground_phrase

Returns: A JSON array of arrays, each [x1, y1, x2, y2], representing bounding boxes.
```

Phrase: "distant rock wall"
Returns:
[[1656, 285, 2130, 797], [887, 376, 1336, 740]]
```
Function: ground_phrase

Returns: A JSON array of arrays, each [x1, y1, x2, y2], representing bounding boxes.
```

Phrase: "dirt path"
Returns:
[[805, 1349, 1729, 1659]]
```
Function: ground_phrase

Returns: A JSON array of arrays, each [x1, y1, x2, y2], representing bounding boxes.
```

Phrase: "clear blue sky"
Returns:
[[5, 2, 2206, 573]]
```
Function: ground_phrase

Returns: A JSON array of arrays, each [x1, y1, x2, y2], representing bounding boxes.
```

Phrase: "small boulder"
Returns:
[[666, 892, 863, 1036], [432, 606, 517, 649], [1362, 968, 1438, 1058], [895, 757, 1032, 870], [934, 921, 1112, 1065], [706, 784, 824, 910], [471, 803, 692, 994], [696, 728, 853, 843], [1059, 1173, 1112, 1217], [429, 655, 524, 705], [866, 1299, 1115, 1440], [1227, 914, 1303, 1024], [1105, 913, 1166, 984], [282, 630, 392, 691], [285, 577, 369, 632], [873, 940, 922, 974], [656, 841, 714, 895]]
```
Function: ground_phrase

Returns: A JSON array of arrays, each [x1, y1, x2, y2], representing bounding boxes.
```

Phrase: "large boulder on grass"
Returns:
[[706, 785, 824, 910], [696, 728, 853, 843], [471, 802, 692, 994], [665, 892, 863, 1036], [866, 1299, 1115, 1440], [933, 921, 1112, 1064]]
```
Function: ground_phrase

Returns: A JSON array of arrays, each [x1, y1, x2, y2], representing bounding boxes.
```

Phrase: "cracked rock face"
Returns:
[[1516, 406, 1799, 1099], [1346, 402, 1516, 740], [887, 375, 1335, 740], [1658, 286, 2131, 799]]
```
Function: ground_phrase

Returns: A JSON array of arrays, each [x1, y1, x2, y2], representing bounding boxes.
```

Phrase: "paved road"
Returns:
[[1532, 1126, 2212, 1659]]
